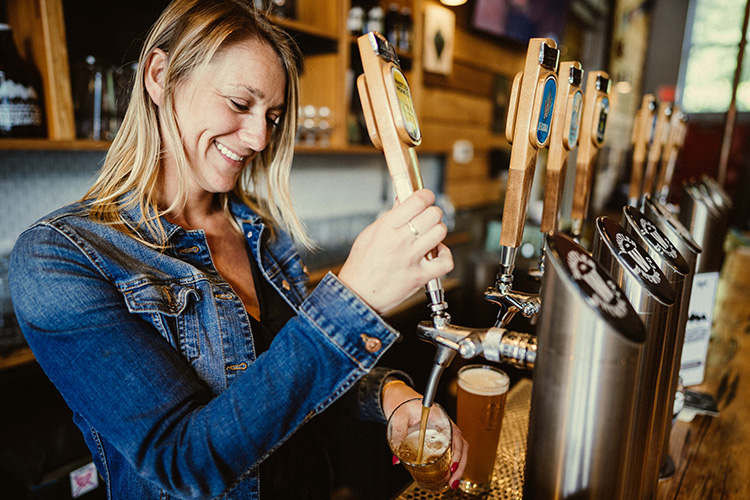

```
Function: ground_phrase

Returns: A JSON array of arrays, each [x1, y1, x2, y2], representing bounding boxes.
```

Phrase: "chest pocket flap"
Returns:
[[122, 280, 200, 316], [121, 279, 203, 361]]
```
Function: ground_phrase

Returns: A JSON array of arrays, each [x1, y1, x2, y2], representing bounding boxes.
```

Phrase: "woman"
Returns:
[[9, 0, 464, 498]]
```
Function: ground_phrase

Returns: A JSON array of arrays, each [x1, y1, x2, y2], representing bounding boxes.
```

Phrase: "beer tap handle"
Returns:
[[628, 94, 656, 206], [498, 38, 559, 279], [540, 61, 584, 238], [642, 101, 672, 199], [570, 71, 611, 240], [655, 106, 687, 202], [356, 32, 449, 323]]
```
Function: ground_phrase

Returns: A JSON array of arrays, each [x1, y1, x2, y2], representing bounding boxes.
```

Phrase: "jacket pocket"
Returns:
[[121, 279, 202, 361]]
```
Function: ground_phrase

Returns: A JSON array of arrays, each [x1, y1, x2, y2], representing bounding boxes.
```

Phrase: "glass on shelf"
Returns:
[[71, 56, 134, 141], [297, 104, 334, 147]]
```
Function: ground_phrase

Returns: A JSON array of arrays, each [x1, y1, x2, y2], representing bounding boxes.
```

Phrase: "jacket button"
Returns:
[[361, 334, 382, 353], [282, 280, 291, 290]]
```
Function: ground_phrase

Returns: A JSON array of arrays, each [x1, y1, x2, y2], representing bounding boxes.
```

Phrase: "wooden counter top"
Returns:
[[658, 245, 750, 499]]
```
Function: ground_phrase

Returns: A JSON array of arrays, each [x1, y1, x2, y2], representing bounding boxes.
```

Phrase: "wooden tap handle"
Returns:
[[643, 101, 671, 196], [498, 38, 559, 248], [356, 33, 421, 202], [628, 94, 656, 203], [541, 61, 583, 234], [655, 105, 685, 196], [570, 71, 610, 225]]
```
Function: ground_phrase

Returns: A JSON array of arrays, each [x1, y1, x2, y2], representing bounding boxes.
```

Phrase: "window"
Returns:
[[679, 0, 749, 113]]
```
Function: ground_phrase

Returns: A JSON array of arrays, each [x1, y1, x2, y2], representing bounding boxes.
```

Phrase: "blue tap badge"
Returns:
[[568, 90, 583, 149], [595, 96, 610, 146], [536, 76, 556, 145]]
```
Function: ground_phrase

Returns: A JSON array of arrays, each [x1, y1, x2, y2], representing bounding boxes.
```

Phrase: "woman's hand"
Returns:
[[383, 381, 468, 490], [338, 189, 453, 314]]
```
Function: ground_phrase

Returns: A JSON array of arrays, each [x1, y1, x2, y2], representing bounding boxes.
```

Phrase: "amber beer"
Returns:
[[457, 364, 510, 494], [387, 398, 453, 492]]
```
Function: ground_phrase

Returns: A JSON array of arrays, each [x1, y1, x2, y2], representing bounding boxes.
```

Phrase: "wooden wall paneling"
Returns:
[[444, 151, 491, 181], [421, 87, 494, 126], [452, 27, 526, 77], [296, 0, 339, 36], [419, 121, 507, 152], [446, 176, 504, 208], [423, 60, 497, 97]]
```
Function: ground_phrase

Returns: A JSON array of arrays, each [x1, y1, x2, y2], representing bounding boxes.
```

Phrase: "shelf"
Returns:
[[0, 138, 112, 151], [0, 346, 35, 372], [273, 16, 339, 43]]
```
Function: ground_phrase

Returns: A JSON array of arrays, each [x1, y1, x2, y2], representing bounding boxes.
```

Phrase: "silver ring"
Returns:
[[407, 221, 420, 239]]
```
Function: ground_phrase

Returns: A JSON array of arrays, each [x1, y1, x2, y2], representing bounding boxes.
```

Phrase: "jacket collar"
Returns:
[[116, 193, 264, 247]]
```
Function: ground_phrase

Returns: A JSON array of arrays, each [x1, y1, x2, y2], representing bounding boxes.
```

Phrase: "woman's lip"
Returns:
[[214, 141, 245, 162]]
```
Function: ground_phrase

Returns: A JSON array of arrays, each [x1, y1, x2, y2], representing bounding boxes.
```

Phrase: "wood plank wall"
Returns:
[[418, 23, 526, 210]]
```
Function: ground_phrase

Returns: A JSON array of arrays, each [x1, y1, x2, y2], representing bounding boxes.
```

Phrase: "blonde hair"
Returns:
[[84, 0, 311, 248]]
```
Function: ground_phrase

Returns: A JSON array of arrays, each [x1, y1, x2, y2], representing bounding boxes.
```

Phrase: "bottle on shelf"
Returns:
[[365, 2, 385, 35], [347, 2, 366, 36], [0, 1, 45, 138], [385, 3, 402, 48], [399, 6, 413, 53]]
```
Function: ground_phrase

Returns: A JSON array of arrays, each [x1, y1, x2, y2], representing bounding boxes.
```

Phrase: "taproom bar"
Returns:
[[1, 0, 749, 499]]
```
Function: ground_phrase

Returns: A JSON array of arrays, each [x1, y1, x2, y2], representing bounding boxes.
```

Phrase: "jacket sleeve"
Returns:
[[9, 222, 401, 499]]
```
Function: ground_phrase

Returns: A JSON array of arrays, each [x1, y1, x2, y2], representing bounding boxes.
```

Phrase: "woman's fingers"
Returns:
[[380, 189, 436, 228], [449, 423, 468, 488], [337, 188, 453, 313]]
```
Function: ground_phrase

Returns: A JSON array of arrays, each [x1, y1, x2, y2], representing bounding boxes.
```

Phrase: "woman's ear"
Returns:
[[144, 48, 168, 107]]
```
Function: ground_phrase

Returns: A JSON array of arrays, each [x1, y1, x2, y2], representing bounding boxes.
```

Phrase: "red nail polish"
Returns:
[[451, 480, 460, 490], [392, 454, 400, 465], [450, 462, 458, 474]]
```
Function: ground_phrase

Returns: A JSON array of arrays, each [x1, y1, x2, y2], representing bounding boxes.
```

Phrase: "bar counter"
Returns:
[[395, 243, 750, 499]]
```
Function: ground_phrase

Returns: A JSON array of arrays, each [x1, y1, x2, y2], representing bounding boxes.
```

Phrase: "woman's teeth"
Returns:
[[215, 142, 243, 162]]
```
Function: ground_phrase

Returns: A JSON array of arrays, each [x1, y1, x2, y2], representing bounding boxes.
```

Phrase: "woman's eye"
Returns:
[[230, 99, 249, 111]]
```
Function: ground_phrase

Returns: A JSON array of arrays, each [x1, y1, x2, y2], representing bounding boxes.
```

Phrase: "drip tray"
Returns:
[[393, 379, 532, 500]]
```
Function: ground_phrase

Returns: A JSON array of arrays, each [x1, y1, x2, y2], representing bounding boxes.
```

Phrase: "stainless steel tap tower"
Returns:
[[622, 206, 692, 490], [524, 232, 646, 500], [591, 216, 676, 499]]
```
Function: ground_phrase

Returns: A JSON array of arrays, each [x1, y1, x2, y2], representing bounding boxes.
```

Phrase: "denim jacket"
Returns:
[[9, 197, 407, 499]]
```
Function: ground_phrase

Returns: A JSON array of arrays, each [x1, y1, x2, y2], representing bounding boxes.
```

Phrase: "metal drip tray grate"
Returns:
[[394, 379, 532, 500]]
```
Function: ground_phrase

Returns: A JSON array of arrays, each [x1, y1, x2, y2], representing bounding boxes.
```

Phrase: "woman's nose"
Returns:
[[238, 115, 271, 152]]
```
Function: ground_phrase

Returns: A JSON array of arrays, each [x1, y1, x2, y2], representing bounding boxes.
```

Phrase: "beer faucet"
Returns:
[[533, 61, 584, 277], [628, 94, 656, 207], [484, 39, 559, 328], [569, 71, 611, 242], [357, 32, 451, 407]]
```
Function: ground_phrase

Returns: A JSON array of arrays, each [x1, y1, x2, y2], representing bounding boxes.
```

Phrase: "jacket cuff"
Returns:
[[299, 272, 400, 372]]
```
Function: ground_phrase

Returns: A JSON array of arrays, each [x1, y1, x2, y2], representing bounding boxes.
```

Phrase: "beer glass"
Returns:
[[456, 364, 510, 494], [387, 398, 453, 492]]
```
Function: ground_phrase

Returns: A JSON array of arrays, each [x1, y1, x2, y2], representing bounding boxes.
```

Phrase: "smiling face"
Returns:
[[155, 37, 287, 199]]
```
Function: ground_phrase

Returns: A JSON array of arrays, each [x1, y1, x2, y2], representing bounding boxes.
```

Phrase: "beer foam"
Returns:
[[400, 429, 450, 462], [458, 367, 510, 396]]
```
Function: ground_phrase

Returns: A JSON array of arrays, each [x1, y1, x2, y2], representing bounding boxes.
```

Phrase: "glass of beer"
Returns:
[[387, 398, 453, 492], [456, 364, 510, 494]]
